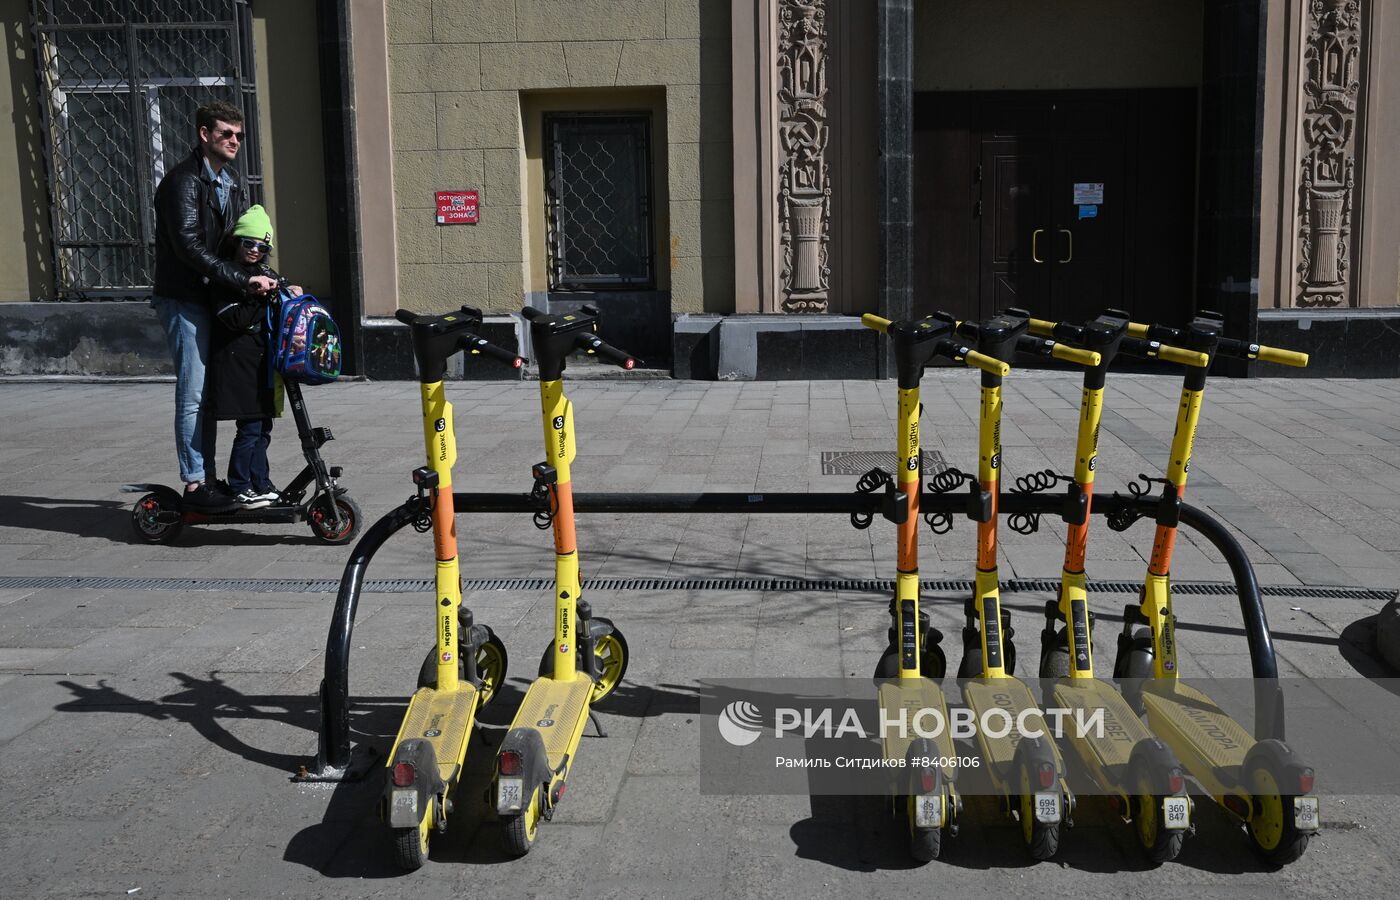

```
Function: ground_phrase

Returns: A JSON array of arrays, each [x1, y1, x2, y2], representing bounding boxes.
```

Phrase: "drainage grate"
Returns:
[[0, 573, 1392, 602], [820, 450, 947, 476]]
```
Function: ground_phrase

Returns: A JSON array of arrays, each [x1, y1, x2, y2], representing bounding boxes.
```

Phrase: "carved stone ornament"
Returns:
[[1296, 0, 1363, 307], [778, 0, 830, 312]]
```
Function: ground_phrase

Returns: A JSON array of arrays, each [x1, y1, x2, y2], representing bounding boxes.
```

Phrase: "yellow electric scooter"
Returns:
[[381, 307, 523, 870], [861, 311, 1010, 861], [493, 305, 633, 856], [950, 309, 1099, 860], [1025, 308, 1208, 863], [1113, 311, 1318, 865]]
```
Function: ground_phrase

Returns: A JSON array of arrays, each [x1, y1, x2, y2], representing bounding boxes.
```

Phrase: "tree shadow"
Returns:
[[55, 671, 402, 773]]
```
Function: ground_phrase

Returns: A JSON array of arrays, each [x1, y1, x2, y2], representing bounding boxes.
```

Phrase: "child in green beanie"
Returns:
[[207, 205, 303, 507]]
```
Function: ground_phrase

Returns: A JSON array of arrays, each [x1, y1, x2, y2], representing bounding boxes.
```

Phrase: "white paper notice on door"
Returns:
[[1073, 183, 1104, 205]]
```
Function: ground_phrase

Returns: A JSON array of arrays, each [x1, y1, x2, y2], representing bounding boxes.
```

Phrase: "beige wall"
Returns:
[[252, 4, 332, 297], [0, 0, 53, 301], [382, 0, 733, 315], [915, 0, 1204, 91]]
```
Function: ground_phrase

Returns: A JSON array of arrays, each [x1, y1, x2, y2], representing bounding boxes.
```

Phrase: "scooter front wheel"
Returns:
[[416, 627, 509, 707], [536, 621, 630, 705], [309, 495, 361, 545], [130, 491, 184, 544]]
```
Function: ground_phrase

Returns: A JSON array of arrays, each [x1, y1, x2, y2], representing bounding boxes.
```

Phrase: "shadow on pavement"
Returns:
[[54, 672, 402, 773], [0, 494, 129, 541]]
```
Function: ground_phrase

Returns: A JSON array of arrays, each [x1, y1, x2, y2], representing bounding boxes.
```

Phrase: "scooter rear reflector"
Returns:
[[1298, 769, 1315, 794], [1038, 762, 1056, 789], [500, 750, 523, 777], [392, 762, 415, 787], [1168, 772, 1185, 795], [920, 772, 936, 794]]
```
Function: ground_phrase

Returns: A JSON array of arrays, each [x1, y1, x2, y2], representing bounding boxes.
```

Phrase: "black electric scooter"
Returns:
[[125, 379, 359, 545]]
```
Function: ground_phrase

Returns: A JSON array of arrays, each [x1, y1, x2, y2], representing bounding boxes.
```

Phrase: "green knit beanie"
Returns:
[[232, 204, 273, 245]]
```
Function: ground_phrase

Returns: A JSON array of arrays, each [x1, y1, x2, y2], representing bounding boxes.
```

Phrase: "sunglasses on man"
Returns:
[[239, 237, 272, 254], [214, 128, 242, 142]]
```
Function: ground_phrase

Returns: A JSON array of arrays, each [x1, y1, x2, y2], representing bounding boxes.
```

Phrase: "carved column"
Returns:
[[778, 1, 830, 311], [1296, 0, 1364, 308]]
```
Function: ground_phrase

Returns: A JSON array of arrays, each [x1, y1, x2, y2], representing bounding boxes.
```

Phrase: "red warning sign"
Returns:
[[435, 190, 479, 224]]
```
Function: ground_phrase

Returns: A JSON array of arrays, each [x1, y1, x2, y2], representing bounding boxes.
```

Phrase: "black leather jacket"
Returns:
[[152, 147, 251, 301]]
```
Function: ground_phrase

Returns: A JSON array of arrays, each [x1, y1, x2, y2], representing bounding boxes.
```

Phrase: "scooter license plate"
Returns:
[[1294, 796, 1320, 831], [1163, 796, 1190, 830], [1034, 792, 1061, 824], [914, 795, 942, 829], [497, 777, 524, 813]]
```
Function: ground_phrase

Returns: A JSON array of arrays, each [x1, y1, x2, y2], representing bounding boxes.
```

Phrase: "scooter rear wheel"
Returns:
[[906, 795, 942, 862], [503, 785, 542, 857], [1245, 762, 1310, 865], [130, 491, 183, 544], [1131, 769, 1185, 864], [391, 799, 432, 870], [1017, 759, 1062, 861]]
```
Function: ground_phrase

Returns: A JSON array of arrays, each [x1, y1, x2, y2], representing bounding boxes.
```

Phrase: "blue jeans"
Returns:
[[228, 417, 273, 494], [151, 295, 217, 484]]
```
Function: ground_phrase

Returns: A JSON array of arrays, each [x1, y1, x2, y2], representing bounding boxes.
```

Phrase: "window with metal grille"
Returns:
[[544, 114, 654, 291], [29, 0, 261, 300]]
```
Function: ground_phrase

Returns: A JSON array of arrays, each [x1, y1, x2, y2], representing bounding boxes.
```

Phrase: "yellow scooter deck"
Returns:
[[1142, 681, 1253, 797], [508, 677, 594, 771], [963, 676, 1055, 783], [1051, 678, 1158, 787], [391, 684, 480, 785], [879, 678, 958, 775]]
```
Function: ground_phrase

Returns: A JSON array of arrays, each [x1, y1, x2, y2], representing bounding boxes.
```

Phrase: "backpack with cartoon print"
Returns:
[[269, 290, 341, 384]]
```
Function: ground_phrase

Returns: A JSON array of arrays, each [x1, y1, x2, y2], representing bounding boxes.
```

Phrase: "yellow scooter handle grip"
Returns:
[[1127, 321, 1150, 339], [1050, 343, 1101, 367], [861, 313, 892, 333], [963, 350, 1011, 377], [1253, 344, 1310, 367], [1027, 317, 1057, 338], [1155, 344, 1210, 368]]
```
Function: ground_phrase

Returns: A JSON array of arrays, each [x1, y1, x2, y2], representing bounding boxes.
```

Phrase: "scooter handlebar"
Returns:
[[1027, 317, 1057, 338], [1155, 343, 1211, 368], [1253, 344, 1310, 368], [459, 332, 525, 369], [575, 332, 637, 370], [1049, 343, 1102, 367], [861, 313, 893, 333], [961, 349, 1011, 377]]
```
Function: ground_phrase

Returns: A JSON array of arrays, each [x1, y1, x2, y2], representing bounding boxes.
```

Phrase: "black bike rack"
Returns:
[[305, 489, 1281, 781]]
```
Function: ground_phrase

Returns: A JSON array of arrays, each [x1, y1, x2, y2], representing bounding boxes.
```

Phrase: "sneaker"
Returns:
[[251, 487, 282, 503], [184, 481, 238, 512], [235, 490, 273, 509]]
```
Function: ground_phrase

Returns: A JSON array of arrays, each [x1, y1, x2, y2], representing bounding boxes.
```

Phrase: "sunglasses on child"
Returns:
[[239, 238, 272, 253]]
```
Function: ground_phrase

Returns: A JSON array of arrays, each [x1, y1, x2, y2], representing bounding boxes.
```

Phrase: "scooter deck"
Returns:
[[393, 684, 480, 785], [963, 676, 1056, 784], [878, 678, 958, 774], [1142, 681, 1253, 796], [508, 677, 594, 771], [1051, 677, 1157, 785]]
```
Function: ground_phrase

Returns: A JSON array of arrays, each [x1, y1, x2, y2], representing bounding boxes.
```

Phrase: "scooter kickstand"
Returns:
[[588, 710, 608, 738]]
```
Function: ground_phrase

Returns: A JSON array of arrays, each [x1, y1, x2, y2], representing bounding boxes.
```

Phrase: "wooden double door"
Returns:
[[913, 89, 1198, 327]]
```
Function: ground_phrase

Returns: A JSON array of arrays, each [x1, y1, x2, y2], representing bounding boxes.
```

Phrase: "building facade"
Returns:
[[2, 0, 1397, 377]]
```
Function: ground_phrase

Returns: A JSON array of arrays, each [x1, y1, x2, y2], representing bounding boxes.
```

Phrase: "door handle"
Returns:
[[1058, 228, 1072, 263], [1031, 228, 1045, 263]]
